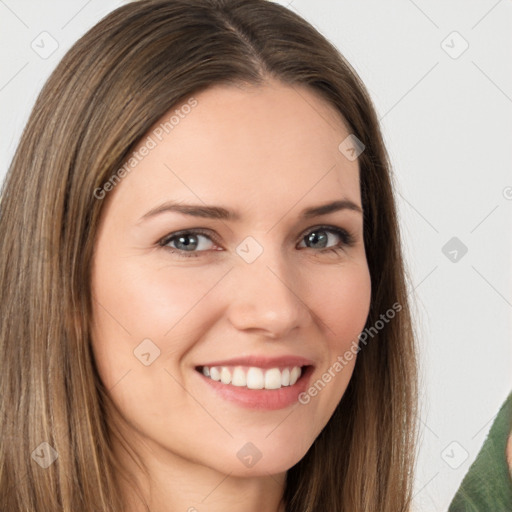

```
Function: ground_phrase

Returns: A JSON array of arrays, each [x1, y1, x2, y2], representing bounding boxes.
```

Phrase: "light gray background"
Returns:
[[1, 1, 511, 510]]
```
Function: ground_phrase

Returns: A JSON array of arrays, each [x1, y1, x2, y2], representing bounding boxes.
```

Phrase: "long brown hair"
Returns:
[[0, 1, 419, 510]]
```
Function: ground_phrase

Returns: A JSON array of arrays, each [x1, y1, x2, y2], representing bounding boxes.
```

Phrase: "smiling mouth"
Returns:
[[195, 364, 311, 390]]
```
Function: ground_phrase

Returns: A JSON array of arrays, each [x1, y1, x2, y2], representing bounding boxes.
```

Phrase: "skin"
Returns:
[[90, 79, 372, 512]]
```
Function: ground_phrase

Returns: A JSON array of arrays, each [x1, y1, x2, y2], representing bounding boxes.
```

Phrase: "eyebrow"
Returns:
[[138, 198, 362, 223]]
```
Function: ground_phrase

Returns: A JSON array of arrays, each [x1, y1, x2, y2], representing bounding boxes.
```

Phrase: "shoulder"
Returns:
[[448, 391, 512, 511]]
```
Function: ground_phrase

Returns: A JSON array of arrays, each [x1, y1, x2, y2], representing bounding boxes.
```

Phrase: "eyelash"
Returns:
[[158, 225, 356, 259]]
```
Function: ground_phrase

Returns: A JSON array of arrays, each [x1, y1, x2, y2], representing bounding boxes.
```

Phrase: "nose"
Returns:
[[225, 249, 310, 339]]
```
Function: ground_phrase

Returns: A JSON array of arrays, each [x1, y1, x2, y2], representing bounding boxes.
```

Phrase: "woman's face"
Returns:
[[90, 80, 371, 477]]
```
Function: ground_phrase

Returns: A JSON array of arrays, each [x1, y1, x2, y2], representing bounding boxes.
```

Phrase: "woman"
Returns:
[[0, 1, 418, 510]]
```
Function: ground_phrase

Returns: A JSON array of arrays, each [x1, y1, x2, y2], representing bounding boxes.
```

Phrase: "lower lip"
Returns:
[[196, 366, 314, 410]]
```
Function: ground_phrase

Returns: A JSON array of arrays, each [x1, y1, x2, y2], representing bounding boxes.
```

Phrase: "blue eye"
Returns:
[[159, 225, 355, 258], [298, 226, 355, 252], [159, 229, 218, 257]]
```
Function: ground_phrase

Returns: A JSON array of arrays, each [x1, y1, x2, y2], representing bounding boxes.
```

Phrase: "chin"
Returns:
[[203, 438, 313, 477]]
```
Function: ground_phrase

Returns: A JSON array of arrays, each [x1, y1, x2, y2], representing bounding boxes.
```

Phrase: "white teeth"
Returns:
[[220, 367, 231, 384], [264, 368, 282, 389], [200, 365, 304, 390], [281, 368, 290, 386], [231, 367, 247, 387], [246, 367, 264, 389], [289, 366, 301, 386]]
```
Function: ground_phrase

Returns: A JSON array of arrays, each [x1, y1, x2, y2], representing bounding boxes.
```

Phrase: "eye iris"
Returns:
[[175, 234, 198, 251], [306, 230, 328, 249]]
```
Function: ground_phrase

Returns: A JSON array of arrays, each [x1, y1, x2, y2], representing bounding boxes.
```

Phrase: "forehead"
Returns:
[[108, 80, 360, 218]]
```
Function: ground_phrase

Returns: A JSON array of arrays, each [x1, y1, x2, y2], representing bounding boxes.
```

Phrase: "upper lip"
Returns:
[[196, 355, 314, 370]]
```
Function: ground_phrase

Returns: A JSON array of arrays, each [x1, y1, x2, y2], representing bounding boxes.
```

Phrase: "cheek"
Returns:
[[94, 260, 222, 336], [294, 262, 371, 438], [309, 261, 372, 348], [89, 254, 228, 391]]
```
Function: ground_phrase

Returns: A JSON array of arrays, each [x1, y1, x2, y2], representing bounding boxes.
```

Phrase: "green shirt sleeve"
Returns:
[[448, 391, 512, 512]]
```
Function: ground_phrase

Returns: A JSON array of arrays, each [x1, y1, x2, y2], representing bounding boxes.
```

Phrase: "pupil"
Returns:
[[307, 231, 327, 248], [177, 234, 197, 251]]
